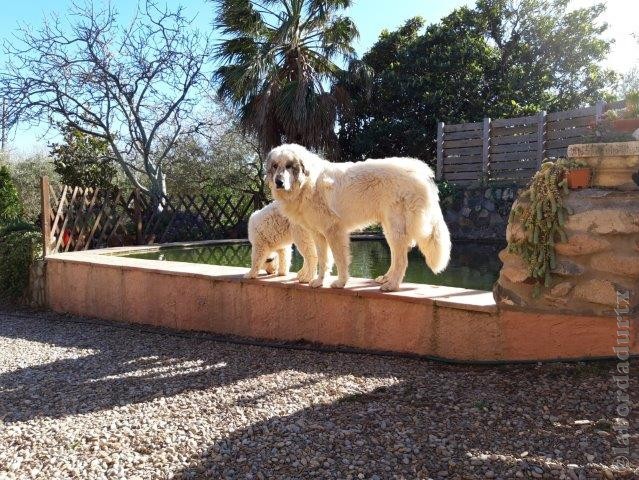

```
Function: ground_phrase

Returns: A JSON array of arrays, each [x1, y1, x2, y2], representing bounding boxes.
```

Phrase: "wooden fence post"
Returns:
[[436, 122, 444, 181], [536, 110, 546, 168], [40, 176, 51, 257], [595, 100, 605, 126], [482, 117, 491, 178], [134, 187, 143, 245]]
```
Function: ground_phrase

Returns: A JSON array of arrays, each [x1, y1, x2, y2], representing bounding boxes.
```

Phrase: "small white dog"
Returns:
[[266, 144, 451, 291], [244, 201, 320, 283]]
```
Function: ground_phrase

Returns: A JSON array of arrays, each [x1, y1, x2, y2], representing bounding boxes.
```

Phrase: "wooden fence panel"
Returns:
[[437, 99, 625, 184], [41, 183, 264, 255]]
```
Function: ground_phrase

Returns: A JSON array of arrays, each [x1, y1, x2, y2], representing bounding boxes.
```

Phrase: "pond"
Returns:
[[122, 239, 504, 291]]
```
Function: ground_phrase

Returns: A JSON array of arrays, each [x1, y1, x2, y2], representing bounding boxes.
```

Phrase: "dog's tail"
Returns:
[[417, 212, 451, 274], [412, 183, 451, 274]]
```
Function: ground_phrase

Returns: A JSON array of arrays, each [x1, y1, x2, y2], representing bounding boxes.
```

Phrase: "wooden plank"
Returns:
[[443, 146, 482, 156], [444, 138, 483, 148], [492, 115, 538, 127], [443, 162, 483, 173], [546, 126, 593, 140], [40, 177, 52, 256], [546, 106, 596, 121], [491, 151, 537, 162], [545, 147, 568, 158], [490, 159, 538, 171], [442, 129, 483, 141], [482, 117, 490, 175], [443, 121, 482, 133], [442, 171, 481, 181], [547, 137, 584, 149], [491, 132, 538, 145], [547, 116, 594, 129], [436, 122, 444, 180], [536, 110, 546, 169], [491, 124, 538, 136], [491, 142, 538, 154], [443, 154, 483, 164]]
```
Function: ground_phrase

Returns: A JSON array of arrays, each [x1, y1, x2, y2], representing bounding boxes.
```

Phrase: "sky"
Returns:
[[0, 0, 637, 155]]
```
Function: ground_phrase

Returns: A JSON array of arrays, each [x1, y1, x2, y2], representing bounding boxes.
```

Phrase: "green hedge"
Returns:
[[0, 221, 42, 302]]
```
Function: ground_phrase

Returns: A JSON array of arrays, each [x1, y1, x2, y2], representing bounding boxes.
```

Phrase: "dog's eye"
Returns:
[[285, 165, 292, 170], [271, 164, 277, 170]]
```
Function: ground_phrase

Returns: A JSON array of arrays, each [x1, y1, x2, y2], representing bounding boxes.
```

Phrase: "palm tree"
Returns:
[[213, 0, 359, 155]]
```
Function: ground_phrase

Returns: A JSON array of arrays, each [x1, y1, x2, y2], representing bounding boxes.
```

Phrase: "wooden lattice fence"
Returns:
[[436, 99, 627, 184], [40, 177, 264, 255]]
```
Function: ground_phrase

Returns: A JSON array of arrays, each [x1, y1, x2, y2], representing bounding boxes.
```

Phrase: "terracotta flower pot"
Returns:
[[611, 118, 639, 133], [566, 168, 591, 189]]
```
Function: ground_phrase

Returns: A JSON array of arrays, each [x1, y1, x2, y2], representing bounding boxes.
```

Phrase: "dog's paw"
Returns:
[[380, 280, 400, 292], [243, 272, 258, 279], [309, 278, 324, 288], [374, 275, 388, 284], [276, 271, 288, 277], [297, 271, 313, 283], [330, 279, 346, 289]]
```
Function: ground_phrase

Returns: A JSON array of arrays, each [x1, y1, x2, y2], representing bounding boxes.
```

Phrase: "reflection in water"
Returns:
[[123, 240, 503, 291]]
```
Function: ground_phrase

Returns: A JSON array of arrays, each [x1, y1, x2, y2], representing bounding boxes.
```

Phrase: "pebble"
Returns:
[[0, 309, 636, 479]]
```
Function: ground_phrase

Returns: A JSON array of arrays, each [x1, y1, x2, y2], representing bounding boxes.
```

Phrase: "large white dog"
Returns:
[[244, 201, 320, 283], [266, 144, 451, 291]]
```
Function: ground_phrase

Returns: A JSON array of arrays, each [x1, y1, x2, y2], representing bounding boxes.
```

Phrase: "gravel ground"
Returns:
[[0, 308, 637, 480]]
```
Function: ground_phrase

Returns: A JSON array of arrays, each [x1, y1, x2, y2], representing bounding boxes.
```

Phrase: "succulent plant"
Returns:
[[507, 159, 573, 297]]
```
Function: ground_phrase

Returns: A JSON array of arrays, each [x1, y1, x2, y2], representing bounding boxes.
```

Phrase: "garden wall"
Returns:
[[441, 184, 519, 241]]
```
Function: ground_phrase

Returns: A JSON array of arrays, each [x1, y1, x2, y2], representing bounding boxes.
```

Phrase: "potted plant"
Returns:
[[590, 91, 639, 142], [557, 158, 591, 189]]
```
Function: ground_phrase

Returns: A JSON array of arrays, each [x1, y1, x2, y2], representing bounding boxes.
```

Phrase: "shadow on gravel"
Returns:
[[171, 368, 638, 480], [0, 310, 637, 479]]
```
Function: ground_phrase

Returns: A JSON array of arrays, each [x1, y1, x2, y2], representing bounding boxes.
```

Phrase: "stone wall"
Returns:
[[442, 185, 519, 241], [495, 189, 639, 316]]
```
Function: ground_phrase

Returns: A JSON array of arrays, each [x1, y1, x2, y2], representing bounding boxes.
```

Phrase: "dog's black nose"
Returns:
[[275, 178, 284, 188]]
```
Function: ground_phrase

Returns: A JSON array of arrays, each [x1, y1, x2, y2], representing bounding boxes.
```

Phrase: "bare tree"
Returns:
[[0, 0, 211, 196]]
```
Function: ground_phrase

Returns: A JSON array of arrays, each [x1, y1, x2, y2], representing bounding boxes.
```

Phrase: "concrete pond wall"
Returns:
[[44, 246, 637, 363]]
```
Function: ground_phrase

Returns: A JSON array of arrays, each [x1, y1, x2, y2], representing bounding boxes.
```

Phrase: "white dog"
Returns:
[[266, 144, 451, 291], [244, 201, 320, 283]]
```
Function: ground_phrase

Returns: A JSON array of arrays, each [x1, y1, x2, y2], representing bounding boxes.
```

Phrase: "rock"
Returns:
[[461, 206, 471, 217], [554, 234, 610, 256], [573, 279, 619, 306], [489, 213, 504, 226], [551, 259, 585, 277], [484, 200, 495, 212], [478, 209, 490, 219], [591, 252, 639, 277], [548, 281, 574, 297], [565, 209, 639, 234]]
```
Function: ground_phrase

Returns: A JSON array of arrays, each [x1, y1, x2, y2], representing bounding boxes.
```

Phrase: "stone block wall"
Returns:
[[442, 185, 519, 241], [495, 189, 639, 316]]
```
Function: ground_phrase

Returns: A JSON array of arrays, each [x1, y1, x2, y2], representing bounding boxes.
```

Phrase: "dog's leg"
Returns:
[[244, 246, 271, 279], [276, 246, 292, 276], [309, 232, 329, 288], [294, 228, 317, 284], [326, 228, 351, 288], [380, 212, 410, 291], [375, 221, 396, 284]]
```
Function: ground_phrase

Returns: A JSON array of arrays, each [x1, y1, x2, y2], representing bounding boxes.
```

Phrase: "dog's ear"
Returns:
[[298, 157, 309, 176]]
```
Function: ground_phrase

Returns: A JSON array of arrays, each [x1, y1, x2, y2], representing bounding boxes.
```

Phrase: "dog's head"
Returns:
[[265, 144, 311, 199]]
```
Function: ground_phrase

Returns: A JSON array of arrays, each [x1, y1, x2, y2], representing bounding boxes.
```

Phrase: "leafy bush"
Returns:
[[0, 221, 42, 302], [0, 165, 23, 223]]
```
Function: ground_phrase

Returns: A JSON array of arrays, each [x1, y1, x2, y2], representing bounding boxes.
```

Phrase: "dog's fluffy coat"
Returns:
[[245, 201, 318, 282], [266, 144, 451, 291]]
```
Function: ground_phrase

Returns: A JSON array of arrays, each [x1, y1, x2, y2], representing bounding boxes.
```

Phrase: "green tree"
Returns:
[[213, 0, 360, 155], [50, 125, 117, 189], [339, 0, 616, 162], [0, 164, 22, 223]]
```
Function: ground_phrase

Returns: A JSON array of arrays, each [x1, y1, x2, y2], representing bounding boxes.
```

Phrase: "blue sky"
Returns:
[[0, 0, 637, 154]]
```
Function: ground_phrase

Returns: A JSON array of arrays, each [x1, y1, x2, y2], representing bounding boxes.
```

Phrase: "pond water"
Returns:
[[122, 239, 504, 291]]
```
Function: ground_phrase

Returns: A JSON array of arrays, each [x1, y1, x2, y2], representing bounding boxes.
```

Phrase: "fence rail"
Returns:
[[436, 99, 626, 184], [40, 177, 264, 255]]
